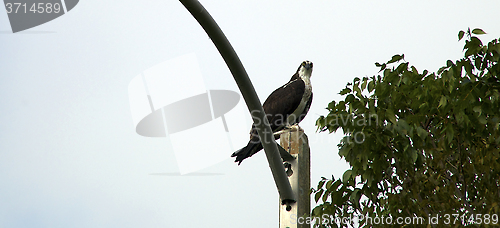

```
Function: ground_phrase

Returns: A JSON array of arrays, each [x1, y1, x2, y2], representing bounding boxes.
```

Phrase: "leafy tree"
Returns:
[[311, 28, 500, 228]]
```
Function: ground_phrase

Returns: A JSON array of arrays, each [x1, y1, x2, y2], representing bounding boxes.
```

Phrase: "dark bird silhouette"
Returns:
[[232, 61, 313, 164]]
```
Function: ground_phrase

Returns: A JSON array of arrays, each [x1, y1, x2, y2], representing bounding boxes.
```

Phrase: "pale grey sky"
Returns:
[[1, 1, 500, 227]]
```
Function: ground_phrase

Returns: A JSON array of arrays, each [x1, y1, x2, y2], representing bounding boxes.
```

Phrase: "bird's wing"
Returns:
[[262, 78, 305, 131], [297, 93, 313, 123]]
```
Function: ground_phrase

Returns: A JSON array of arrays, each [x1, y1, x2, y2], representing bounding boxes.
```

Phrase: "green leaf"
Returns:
[[473, 106, 482, 116], [367, 80, 375, 93], [437, 66, 447, 75], [446, 60, 454, 68], [411, 66, 419, 75], [353, 83, 361, 95], [397, 119, 411, 135], [458, 30, 465, 41], [379, 63, 387, 72], [322, 190, 330, 202], [327, 101, 336, 110], [438, 96, 447, 109], [342, 170, 352, 183], [345, 94, 355, 103], [311, 206, 322, 216], [446, 125, 454, 144], [478, 115, 487, 125], [464, 60, 474, 78], [329, 180, 341, 191], [361, 78, 368, 91], [339, 145, 350, 157], [386, 108, 397, 124], [315, 189, 324, 203], [325, 180, 333, 190], [411, 149, 418, 163], [340, 88, 351, 95], [388, 54, 404, 64], [416, 126, 428, 140], [472, 28, 486, 35], [317, 178, 326, 189], [350, 189, 361, 208]]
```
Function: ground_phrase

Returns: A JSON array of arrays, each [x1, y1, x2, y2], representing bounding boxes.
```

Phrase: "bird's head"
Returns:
[[297, 60, 313, 79]]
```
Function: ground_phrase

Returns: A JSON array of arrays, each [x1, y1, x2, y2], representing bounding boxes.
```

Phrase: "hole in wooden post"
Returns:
[[284, 162, 293, 177]]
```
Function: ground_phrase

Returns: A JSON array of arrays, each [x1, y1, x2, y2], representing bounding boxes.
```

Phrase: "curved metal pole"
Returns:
[[179, 0, 295, 205]]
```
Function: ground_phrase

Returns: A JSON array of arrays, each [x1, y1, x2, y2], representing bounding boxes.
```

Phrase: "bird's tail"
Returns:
[[231, 141, 262, 165]]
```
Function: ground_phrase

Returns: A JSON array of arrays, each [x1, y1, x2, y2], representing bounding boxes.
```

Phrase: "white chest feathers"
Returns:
[[287, 75, 312, 126]]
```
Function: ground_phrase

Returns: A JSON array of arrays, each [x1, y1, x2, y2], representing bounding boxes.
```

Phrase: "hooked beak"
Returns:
[[304, 62, 313, 70]]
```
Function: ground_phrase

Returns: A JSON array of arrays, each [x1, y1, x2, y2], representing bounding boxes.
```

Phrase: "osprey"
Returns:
[[232, 61, 313, 164]]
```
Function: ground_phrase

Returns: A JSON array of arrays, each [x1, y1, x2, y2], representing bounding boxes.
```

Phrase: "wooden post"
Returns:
[[279, 128, 310, 228]]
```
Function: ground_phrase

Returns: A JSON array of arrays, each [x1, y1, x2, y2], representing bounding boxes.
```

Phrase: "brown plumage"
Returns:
[[232, 61, 313, 164]]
